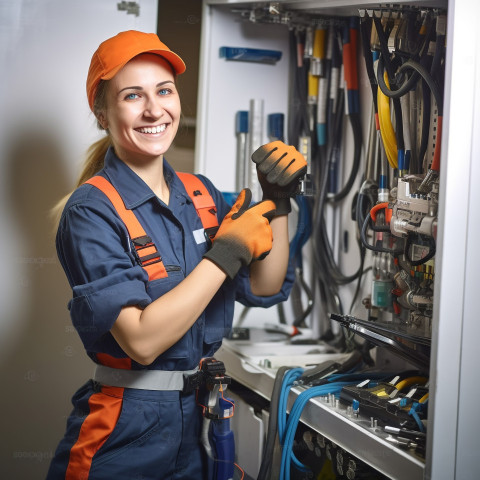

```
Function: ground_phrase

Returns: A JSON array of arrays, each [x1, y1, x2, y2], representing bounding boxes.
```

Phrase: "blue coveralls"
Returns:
[[47, 147, 293, 480]]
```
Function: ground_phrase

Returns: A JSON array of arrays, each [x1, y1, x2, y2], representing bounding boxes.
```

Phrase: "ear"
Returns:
[[97, 112, 108, 130]]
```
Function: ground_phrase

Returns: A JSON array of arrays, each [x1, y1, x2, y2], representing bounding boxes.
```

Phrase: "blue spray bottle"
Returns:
[[210, 396, 235, 480]]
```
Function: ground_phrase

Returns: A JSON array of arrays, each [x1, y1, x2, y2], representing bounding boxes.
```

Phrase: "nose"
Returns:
[[144, 95, 164, 119]]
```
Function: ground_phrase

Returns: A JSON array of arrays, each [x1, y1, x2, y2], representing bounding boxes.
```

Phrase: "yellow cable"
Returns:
[[377, 71, 398, 168], [394, 376, 428, 392], [419, 393, 429, 403], [308, 73, 319, 101], [313, 27, 326, 61]]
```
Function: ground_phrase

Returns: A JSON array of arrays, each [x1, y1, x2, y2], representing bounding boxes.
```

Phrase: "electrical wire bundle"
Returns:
[[286, 18, 367, 340], [308, 8, 446, 330], [357, 8, 444, 329], [366, 8, 445, 185], [231, 0, 445, 340], [261, 365, 396, 479]]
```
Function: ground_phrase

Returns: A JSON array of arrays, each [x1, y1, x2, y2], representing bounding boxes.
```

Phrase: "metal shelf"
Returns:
[[217, 340, 425, 480], [205, 0, 448, 16]]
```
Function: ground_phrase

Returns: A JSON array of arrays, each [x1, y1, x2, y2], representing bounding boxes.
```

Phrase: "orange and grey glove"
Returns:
[[251, 140, 308, 215], [203, 188, 276, 279]]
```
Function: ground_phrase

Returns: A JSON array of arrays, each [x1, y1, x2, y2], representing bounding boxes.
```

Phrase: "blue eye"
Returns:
[[125, 93, 139, 100], [158, 88, 171, 96]]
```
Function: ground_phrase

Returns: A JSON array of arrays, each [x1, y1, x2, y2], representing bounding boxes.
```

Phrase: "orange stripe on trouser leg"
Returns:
[[65, 386, 123, 480]]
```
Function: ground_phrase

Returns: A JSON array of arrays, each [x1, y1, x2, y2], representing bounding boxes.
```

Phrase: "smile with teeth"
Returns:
[[137, 124, 167, 134]]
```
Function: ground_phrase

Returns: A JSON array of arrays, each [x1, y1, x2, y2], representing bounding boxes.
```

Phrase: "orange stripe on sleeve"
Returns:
[[96, 353, 132, 370], [65, 386, 124, 480]]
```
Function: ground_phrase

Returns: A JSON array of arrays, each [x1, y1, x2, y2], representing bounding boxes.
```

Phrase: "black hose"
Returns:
[[418, 78, 431, 171], [292, 268, 314, 327], [359, 13, 378, 112], [376, 55, 444, 174], [360, 215, 403, 255], [311, 149, 344, 317], [287, 30, 310, 148], [309, 85, 365, 292], [257, 366, 292, 480], [430, 34, 445, 81], [372, 15, 396, 82], [377, 56, 419, 99], [328, 112, 362, 203], [373, 15, 405, 151], [378, 58, 443, 117], [405, 233, 436, 266], [371, 223, 391, 232]]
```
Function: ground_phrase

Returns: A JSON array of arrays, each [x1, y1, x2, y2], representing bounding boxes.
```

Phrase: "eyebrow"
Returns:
[[118, 80, 175, 94]]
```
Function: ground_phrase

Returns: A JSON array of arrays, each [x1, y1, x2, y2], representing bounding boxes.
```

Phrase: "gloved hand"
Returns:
[[251, 140, 307, 215], [203, 188, 276, 279]]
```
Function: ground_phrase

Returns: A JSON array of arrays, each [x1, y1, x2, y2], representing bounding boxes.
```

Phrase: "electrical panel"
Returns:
[[198, 0, 479, 479]]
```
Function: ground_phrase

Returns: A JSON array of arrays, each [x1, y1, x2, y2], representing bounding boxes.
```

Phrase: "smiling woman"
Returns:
[[98, 55, 182, 201], [46, 30, 299, 480]]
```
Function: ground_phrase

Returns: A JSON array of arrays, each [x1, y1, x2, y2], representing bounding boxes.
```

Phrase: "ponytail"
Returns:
[[51, 79, 111, 229], [77, 135, 111, 185], [50, 135, 111, 228]]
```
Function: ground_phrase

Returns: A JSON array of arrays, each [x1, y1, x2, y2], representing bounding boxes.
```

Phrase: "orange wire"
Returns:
[[234, 463, 245, 479], [196, 384, 235, 419], [370, 202, 389, 221], [220, 384, 235, 419]]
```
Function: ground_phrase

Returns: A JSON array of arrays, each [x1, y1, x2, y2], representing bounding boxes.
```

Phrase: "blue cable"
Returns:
[[278, 368, 313, 478], [409, 401, 427, 433], [280, 382, 353, 480], [278, 368, 304, 442], [289, 196, 312, 265], [279, 373, 381, 480], [281, 384, 345, 479], [278, 369, 311, 474]]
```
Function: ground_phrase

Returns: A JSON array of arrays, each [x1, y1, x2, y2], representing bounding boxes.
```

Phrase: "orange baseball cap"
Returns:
[[86, 30, 186, 110]]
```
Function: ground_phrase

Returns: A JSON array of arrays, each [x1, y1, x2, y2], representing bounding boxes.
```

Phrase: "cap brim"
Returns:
[[101, 49, 186, 81]]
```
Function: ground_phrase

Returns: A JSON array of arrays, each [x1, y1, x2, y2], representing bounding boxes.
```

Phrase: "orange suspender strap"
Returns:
[[176, 172, 219, 243], [85, 176, 168, 281], [85, 173, 218, 280]]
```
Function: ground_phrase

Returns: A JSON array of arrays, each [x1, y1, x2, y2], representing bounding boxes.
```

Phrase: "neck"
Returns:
[[118, 152, 170, 204]]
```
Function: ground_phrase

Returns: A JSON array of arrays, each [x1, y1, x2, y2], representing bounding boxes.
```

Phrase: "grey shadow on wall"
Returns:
[[0, 128, 92, 479]]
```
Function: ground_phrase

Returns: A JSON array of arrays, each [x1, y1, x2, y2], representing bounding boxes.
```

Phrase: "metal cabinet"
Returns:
[[196, 1, 480, 479]]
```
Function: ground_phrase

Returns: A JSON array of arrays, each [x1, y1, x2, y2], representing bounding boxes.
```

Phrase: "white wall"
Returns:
[[0, 1, 157, 477]]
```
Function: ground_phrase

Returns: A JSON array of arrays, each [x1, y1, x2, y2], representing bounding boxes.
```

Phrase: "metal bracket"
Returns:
[[117, 1, 139, 17]]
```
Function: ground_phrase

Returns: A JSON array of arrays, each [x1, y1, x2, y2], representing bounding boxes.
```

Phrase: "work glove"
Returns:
[[251, 140, 307, 215], [203, 188, 276, 279]]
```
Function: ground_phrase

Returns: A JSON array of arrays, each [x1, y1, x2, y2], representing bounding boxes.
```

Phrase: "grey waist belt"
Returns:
[[93, 364, 199, 391]]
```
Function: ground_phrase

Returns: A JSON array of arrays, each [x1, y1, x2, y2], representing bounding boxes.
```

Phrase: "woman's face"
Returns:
[[100, 53, 181, 165]]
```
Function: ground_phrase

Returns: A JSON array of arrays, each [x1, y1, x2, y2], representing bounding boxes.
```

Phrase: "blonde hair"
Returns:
[[51, 80, 111, 227]]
